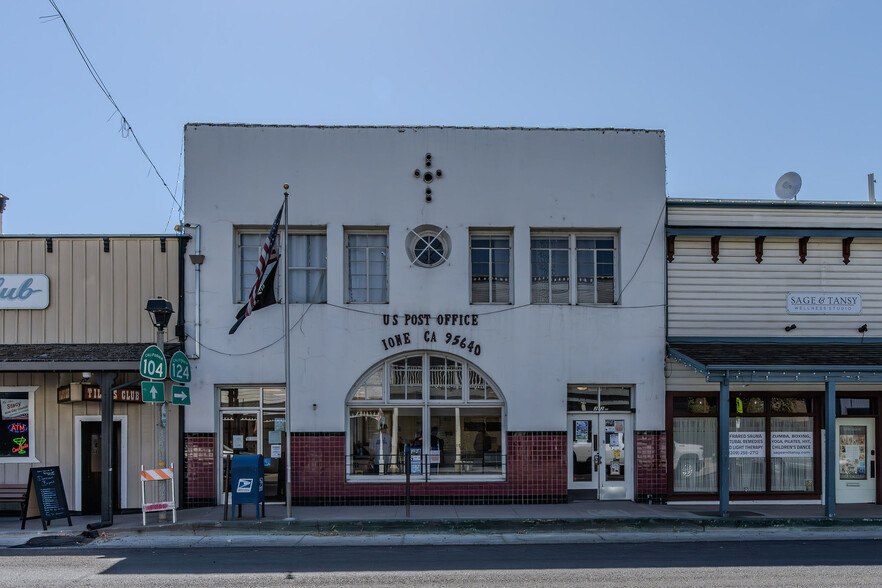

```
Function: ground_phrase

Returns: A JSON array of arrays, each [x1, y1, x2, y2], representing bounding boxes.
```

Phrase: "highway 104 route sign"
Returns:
[[140, 345, 167, 381]]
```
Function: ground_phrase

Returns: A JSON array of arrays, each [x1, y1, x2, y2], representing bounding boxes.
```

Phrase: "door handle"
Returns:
[[593, 453, 601, 472], [872, 460, 876, 479]]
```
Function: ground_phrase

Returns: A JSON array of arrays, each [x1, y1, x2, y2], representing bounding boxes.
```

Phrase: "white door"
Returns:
[[568, 415, 598, 495], [836, 418, 876, 503], [567, 414, 631, 500]]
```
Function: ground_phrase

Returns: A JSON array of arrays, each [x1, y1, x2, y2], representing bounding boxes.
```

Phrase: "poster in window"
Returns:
[[574, 420, 590, 442], [1, 397, 28, 420], [608, 433, 620, 448], [839, 426, 867, 480], [771, 432, 813, 458], [410, 448, 422, 474], [729, 432, 765, 458]]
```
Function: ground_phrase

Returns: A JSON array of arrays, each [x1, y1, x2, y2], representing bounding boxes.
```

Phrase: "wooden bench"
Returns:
[[0, 484, 28, 521]]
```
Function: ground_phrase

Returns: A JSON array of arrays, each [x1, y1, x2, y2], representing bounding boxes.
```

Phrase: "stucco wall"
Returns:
[[182, 126, 667, 433]]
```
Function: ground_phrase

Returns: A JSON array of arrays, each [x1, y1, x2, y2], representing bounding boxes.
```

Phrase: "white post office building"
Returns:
[[181, 125, 667, 505]]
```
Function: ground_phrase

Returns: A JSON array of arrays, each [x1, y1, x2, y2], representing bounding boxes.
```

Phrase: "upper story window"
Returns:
[[237, 231, 327, 303], [346, 231, 388, 303], [470, 232, 512, 304], [288, 234, 327, 303], [530, 233, 617, 304]]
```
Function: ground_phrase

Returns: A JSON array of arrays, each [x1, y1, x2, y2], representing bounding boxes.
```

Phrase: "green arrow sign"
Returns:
[[171, 385, 190, 406], [141, 381, 165, 403], [140, 345, 167, 380], [169, 351, 191, 384]]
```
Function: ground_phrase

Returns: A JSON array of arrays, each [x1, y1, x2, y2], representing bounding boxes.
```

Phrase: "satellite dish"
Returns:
[[775, 172, 802, 200]]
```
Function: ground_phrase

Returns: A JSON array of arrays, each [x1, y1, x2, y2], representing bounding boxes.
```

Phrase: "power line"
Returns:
[[44, 1, 183, 223]]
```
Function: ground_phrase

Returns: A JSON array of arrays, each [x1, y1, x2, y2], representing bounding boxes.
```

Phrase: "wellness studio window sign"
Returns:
[[0, 275, 49, 310], [786, 292, 861, 315]]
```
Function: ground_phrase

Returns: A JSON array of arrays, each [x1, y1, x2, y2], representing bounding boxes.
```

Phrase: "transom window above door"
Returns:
[[567, 385, 632, 412]]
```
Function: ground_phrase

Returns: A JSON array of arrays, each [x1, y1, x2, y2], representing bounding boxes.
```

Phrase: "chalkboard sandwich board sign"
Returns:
[[21, 466, 72, 530]]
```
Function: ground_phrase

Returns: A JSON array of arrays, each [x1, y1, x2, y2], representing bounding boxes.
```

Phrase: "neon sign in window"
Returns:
[[0, 391, 30, 458]]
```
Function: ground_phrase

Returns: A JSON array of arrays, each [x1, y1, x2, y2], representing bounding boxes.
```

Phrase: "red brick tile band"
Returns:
[[290, 432, 567, 505]]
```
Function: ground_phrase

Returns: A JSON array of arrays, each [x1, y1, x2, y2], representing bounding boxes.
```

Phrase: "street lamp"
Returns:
[[145, 297, 174, 333], [145, 297, 174, 516]]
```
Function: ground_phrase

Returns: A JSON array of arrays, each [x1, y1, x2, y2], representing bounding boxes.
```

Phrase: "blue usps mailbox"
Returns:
[[230, 454, 265, 520]]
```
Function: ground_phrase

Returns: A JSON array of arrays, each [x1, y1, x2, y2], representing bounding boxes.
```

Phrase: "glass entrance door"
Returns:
[[836, 418, 876, 503], [219, 386, 287, 503], [568, 415, 598, 495], [567, 414, 632, 500]]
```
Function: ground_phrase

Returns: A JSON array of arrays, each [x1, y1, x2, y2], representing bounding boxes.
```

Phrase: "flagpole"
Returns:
[[283, 184, 293, 520]]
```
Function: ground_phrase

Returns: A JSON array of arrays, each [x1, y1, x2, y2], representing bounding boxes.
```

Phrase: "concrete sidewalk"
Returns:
[[2, 502, 882, 547]]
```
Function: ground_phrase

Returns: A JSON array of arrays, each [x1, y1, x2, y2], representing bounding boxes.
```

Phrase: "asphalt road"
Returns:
[[1, 540, 880, 587]]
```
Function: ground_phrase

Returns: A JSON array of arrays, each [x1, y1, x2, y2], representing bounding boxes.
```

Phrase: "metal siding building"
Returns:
[[0, 235, 184, 513]]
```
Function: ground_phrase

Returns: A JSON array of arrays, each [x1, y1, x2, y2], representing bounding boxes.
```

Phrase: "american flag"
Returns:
[[229, 203, 284, 334]]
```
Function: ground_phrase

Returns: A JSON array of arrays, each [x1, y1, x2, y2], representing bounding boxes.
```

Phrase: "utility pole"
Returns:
[[145, 297, 174, 521], [156, 323, 167, 518]]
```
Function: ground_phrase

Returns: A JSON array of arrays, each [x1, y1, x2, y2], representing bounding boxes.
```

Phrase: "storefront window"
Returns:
[[669, 392, 819, 496], [0, 388, 34, 461], [771, 416, 814, 491], [837, 398, 876, 416], [347, 353, 505, 479], [729, 417, 765, 492], [672, 396, 717, 415], [672, 416, 717, 492]]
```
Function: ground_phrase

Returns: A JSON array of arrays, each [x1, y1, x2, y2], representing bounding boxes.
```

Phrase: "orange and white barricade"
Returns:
[[140, 463, 177, 525]]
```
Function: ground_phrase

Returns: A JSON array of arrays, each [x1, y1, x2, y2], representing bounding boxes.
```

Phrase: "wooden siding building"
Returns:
[[665, 199, 882, 515]]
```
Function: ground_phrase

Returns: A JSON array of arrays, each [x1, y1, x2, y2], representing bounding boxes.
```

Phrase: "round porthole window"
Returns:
[[406, 225, 450, 268]]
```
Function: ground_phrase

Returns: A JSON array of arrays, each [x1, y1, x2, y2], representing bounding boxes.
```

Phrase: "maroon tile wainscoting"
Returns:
[[290, 431, 567, 505], [635, 430, 667, 504], [184, 433, 216, 507]]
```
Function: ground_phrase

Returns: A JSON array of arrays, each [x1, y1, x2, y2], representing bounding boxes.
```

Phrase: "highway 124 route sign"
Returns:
[[169, 351, 191, 384]]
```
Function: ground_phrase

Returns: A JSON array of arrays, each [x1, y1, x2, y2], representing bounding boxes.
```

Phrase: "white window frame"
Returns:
[[235, 229, 328, 304], [469, 230, 513, 304], [530, 232, 619, 305], [286, 231, 328, 304], [344, 228, 389, 304], [0, 386, 38, 463], [346, 352, 506, 482]]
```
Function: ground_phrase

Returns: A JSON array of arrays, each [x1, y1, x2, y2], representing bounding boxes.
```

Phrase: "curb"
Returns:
[[107, 516, 882, 537]]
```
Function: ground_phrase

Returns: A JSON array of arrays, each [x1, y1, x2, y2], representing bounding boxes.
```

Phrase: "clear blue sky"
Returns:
[[3, 1, 880, 234]]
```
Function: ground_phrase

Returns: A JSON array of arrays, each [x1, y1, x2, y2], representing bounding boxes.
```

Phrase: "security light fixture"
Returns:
[[145, 297, 174, 331]]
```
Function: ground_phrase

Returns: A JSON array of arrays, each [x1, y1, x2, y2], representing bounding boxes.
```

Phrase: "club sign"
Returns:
[[0, 274, 49, 310]]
